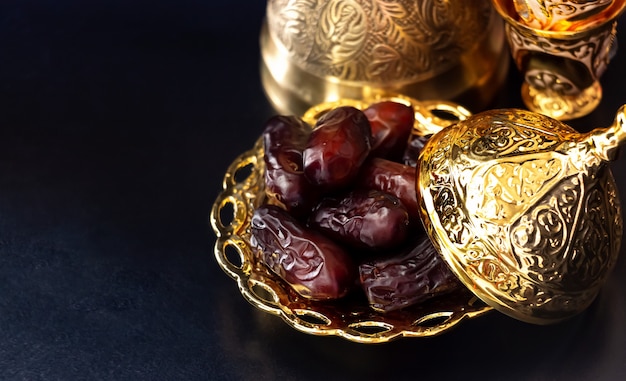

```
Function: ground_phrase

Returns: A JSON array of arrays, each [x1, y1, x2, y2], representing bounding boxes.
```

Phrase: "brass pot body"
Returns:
[[261, 0, 509, 116]]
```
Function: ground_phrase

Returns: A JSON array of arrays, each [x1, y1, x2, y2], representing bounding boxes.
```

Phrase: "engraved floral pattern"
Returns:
[[267, 0, 493, 83], [314, 0, 368, 66], [505, 17, 617, 91], [526, 69, 582, 95], [514, 0, 614, 30], [419, 109, 622, 321], [510, 175, 580, 285]]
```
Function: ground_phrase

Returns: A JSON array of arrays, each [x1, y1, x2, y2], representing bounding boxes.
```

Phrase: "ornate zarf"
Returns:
[[266, 0, 493, 83], [505, 18, 617, 95], [493, 0, 625, 120]]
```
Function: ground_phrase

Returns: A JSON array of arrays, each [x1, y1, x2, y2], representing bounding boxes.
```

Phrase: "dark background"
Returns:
[[0, 1, 625, 380]]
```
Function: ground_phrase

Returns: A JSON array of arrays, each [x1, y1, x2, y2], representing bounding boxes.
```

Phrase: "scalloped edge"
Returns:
[[210, 98, 493, 343]]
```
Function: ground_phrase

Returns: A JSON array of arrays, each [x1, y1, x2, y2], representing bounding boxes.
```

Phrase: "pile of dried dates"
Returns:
[[250, 102, 463, 313]]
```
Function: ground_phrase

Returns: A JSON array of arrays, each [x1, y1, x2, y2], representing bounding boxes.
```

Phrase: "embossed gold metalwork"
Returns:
[[210, 97, 492, 343], [493, 0, 626, 120], [513, 0, 615, 31], [261, 0, 510, 116], [417, 105, 626, 324]]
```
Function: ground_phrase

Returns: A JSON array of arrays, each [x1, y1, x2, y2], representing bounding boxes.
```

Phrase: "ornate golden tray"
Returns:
[[209, 98, 493, 343]]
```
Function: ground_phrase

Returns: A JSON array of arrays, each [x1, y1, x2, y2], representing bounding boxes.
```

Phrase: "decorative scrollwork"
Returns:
[[495, 0, 624, 120], [506, 19, 616, 85], [266, 0, 493, 83], [513, 0, 614, 30], [418, 107, 623, 323]]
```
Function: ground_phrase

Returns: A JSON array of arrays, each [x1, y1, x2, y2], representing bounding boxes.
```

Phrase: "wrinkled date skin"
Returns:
[[359, 235, 462, 312], [364, 101, 415, 161], [262, 115, 319, 217], [250, 205, 357, 300], [255, 101, 463, 312], [310, 189, 409, 250], [357, 157, 420, 222], [303, 106, 372, 191]]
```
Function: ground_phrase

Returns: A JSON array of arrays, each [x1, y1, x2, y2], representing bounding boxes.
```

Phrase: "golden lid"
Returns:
[[417, 106, 626, 324]]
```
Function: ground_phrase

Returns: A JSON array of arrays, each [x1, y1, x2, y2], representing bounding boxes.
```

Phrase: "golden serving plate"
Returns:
[[210, 97, 492, 343], [211, 96, 626, 341]]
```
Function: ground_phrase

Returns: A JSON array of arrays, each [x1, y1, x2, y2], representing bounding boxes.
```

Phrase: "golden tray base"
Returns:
[[210, 98, 493, 343]]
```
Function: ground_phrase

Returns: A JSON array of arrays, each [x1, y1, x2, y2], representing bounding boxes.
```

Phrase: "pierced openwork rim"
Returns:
[[210, 97, 492, 343]]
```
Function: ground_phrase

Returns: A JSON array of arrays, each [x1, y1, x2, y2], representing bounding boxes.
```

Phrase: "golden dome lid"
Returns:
[[417, 106, 626, 324]]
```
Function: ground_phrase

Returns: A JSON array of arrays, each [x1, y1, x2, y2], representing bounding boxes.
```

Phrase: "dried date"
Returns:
[[262, 115, 319, 217], [309, 189, 410, 250], [364, 101, 415, 161], [357, 157, 420, 222], [250, 204, 357, 300], [359, 235, 462, 312], [256, 103, 462, 312], [303, 106, 372, 191], [403, 134, 431, 168]]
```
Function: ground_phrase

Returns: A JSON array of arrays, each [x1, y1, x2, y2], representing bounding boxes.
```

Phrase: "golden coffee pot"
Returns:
[[261, 0, 509, 116], [417, 105, 626, 324]]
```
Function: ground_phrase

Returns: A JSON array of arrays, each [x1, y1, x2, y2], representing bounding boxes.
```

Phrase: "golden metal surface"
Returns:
[[210, 98, 492, 343], [261, 0, 510, 116], [513, 0, 615, 31], [417, 105, 626, 324], [493, 0, 626, 120]]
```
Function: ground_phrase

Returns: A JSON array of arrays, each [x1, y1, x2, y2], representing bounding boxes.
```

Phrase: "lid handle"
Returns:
[[588, 105, 626, 162]]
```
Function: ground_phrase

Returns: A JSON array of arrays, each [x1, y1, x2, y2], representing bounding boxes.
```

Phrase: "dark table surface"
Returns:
[[1, 2, 626, 380]]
